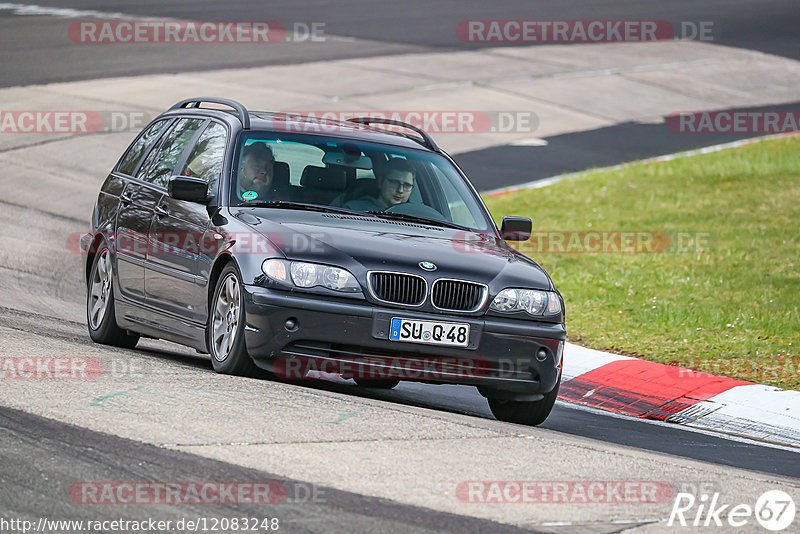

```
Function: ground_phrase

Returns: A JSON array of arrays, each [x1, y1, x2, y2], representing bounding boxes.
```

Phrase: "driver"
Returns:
[[345, 158, 415, 211], [238, 142, 275, 201]]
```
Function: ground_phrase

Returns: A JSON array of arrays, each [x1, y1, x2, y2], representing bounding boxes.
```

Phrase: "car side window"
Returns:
[[116, 119, 170, 176], [429, 164, 479, 227], [137, 118, 205, 188], [179, 122, 227, 187]]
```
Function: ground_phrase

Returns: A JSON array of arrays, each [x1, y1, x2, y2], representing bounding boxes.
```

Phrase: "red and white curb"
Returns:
[[560, 343, 800, 448]]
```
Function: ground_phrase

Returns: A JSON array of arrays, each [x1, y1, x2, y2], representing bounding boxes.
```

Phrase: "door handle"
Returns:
[[154, 204, 170, 217]]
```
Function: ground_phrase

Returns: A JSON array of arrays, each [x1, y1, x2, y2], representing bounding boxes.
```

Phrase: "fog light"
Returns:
[[284, 318, 298, 332], [536, 348, 548, 362]]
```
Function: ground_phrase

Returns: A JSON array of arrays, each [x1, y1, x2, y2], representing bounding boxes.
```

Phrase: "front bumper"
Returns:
[[244, 285, 565, 397]]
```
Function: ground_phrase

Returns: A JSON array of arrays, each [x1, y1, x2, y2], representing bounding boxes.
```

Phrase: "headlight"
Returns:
[[490, 288, 562, 316], [262, 259, 360, 293], [262, 258, 288, 282]]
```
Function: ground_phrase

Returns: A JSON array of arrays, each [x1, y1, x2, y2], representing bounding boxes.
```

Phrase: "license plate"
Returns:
[[389, 318, 470, 347]]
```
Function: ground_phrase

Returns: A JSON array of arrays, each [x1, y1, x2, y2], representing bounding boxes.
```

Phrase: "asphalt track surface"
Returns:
[[0, 306, 798, 531], [0, 406, 533, 534], [2, 304, 799, 478], [0, 0, 798, 88], [458, 101, 800, 190], [2, 1, 798, 189], [1, 1, 798, 532]]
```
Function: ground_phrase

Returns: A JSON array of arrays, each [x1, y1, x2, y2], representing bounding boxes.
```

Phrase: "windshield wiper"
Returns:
[[365, 211, 468, 230], [238, 201, 468, 230], [239, 201, 363, 216]]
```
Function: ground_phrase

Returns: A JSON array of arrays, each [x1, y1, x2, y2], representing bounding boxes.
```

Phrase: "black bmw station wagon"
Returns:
[[83, 97, 565, 426]]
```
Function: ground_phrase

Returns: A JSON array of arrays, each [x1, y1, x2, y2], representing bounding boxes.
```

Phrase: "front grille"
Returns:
[[368, 272, 426, 306], [431, 279, 487, 311]]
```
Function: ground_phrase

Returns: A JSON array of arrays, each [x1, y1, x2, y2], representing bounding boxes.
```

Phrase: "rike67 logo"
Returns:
[[669, 490, 796, 531]]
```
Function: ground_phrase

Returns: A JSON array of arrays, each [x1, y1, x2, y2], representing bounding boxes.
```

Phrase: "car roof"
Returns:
[[160, 98, 439, 153], [249, 111, 434, 151]]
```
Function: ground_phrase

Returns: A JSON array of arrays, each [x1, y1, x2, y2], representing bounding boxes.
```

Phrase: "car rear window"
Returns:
[[136, 118, 205, 188], [116, 119, 171, 176]]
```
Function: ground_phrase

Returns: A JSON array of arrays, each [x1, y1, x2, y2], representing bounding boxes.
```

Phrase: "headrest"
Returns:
[[272, 161, 290, 189], [300, 166, 347, 191]]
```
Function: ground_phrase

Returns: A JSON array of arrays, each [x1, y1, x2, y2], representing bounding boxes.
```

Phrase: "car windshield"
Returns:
[[230, 132, 493, 231]]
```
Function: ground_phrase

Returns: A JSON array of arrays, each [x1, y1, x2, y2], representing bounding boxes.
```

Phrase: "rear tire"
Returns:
[[207, 264, 261, 377], [353, 378, 400, 389], [488, 379, 560, 426], [86, 246, 139, 349]]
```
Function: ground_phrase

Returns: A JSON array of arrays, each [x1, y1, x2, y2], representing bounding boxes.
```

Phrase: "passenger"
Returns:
[[238, 142, 275, 201], [345, 158, 415, 211]]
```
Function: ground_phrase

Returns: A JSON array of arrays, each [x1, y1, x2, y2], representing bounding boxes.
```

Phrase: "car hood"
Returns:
[[233, 209, 553, 290]]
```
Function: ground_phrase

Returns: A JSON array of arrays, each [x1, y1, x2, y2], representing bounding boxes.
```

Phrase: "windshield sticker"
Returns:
[[242, 190, 258, 201]]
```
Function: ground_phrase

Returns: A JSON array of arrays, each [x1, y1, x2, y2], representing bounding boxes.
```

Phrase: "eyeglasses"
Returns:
[[385, 178, 414, 192]]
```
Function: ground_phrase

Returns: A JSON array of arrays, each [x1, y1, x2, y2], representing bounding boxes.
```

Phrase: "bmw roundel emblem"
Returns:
[[419, 261, 437, 271]]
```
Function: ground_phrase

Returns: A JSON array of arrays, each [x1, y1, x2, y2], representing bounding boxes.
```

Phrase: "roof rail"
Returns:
[[347, 117, 440, 152], [170, 97, 250, 129]]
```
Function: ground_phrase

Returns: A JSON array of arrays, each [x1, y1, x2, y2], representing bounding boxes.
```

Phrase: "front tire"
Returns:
[[207, 264, 260, 377], [488, 379, 560, 426], [87, 246, 139, 348]]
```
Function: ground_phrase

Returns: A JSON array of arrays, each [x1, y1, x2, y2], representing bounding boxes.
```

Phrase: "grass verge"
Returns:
[[484, 136, 799, 390]]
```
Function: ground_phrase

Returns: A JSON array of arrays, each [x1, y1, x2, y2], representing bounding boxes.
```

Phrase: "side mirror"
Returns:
[[168, 175, 208, 204], [500, 216, 532, 241]]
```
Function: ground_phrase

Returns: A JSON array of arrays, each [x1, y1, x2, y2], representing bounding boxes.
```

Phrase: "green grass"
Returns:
[[484, 136, 800, 390]]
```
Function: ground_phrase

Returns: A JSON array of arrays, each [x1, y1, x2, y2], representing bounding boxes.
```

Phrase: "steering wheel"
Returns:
[[384, 201, 448, 221]]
